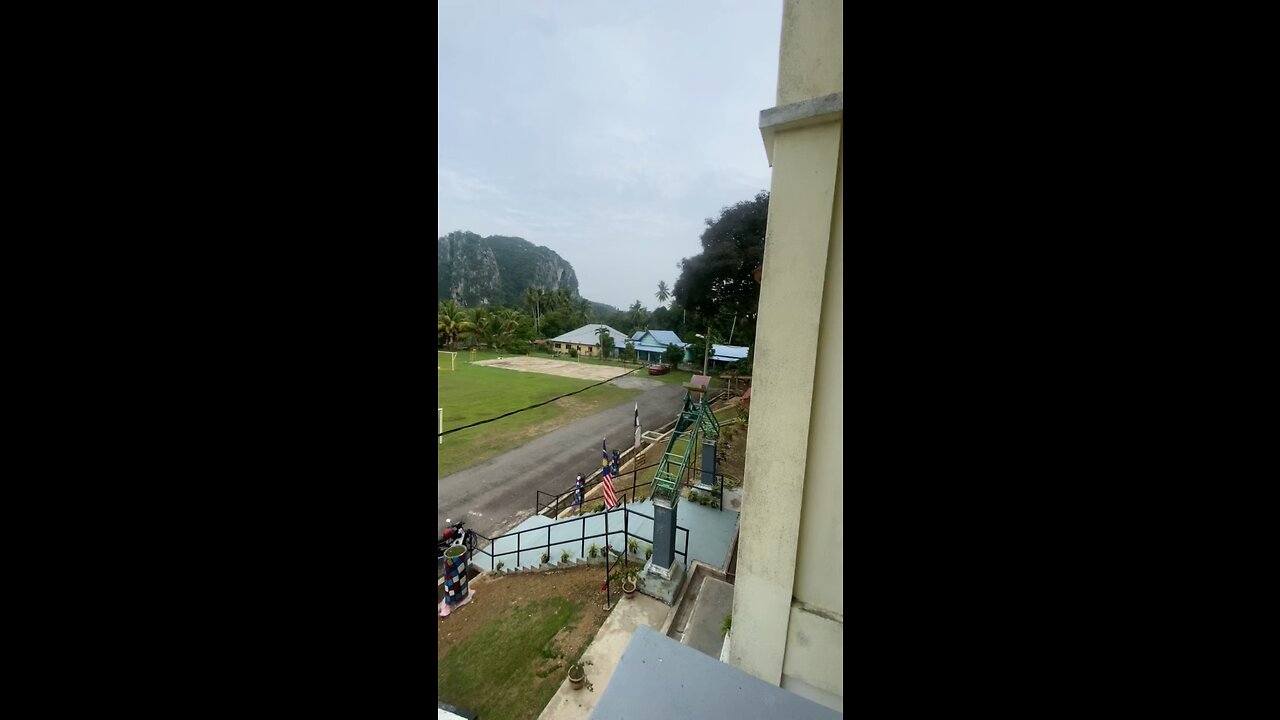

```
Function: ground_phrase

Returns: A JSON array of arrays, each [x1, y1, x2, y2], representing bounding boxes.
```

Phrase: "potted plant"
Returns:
[[622, 571, 638, 598], [568, 659, 592, 690]]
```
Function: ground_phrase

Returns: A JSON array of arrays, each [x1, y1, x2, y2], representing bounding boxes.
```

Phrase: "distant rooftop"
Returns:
[[632, 329, 689, 348], [711, 344, 749, 361], [549, 324, 627, 345]]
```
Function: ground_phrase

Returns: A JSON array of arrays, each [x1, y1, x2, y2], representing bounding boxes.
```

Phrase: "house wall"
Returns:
[[550, 342, 617, 358], [729, 0, 843, 714]]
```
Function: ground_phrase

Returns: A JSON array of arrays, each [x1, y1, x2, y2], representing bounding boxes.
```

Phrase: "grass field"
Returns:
[[437, 350, 641, 478]]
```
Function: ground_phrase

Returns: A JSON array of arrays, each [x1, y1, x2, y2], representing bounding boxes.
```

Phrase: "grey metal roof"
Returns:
[[549, 324, 627, 345], [590, 625, 840, 719]]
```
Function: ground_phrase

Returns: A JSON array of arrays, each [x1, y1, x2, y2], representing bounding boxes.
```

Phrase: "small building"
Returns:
[[547, 324, 626, 358], [631, 330, 693, 365]]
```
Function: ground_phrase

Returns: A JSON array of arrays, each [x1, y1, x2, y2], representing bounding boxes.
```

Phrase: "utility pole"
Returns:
[[702, 324, 711, 376]]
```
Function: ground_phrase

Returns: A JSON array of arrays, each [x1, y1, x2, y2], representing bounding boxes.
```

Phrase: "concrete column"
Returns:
[[651, 501, 677, 572], [700, 441, 717, 488]]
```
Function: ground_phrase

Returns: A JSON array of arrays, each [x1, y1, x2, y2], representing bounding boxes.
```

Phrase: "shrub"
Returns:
[[560, 549, 571, 564], [496, 560, 505, 571], [540, 551, 550, 564], [628, 538, 639, 555], [569, 348, 579, 358], [588, 543, 599, 558], [721, 614, 732, 636], [644, 544, 653, 560]]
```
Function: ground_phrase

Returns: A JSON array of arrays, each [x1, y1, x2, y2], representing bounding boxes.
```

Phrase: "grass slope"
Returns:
[[439, 597, 579, 720]]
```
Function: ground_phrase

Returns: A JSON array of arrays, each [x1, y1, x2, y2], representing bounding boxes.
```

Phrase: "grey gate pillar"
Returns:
[[699, 441, 717, 489], [651, 500, 677, 577]]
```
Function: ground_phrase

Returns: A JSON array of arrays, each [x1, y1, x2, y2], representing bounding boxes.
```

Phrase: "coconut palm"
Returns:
[[628, 301, 648, 328], [655, 280, 671, 306], [523, 287, 551, 334], [594, 326, 616, 358], [438, 300, 473, 350]]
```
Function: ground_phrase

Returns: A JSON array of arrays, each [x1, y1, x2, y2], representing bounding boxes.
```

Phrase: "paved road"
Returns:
[[437, 381, 688, 542]]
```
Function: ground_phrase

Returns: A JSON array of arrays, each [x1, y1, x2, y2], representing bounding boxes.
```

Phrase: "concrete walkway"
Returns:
[[538, 594, 671, 720]]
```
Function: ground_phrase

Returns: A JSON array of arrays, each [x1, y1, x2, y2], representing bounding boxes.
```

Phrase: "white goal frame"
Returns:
[[438, 350, 457, 371]]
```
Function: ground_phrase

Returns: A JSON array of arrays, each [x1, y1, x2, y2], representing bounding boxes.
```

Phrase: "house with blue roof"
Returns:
[[631, 330, 693, 365]]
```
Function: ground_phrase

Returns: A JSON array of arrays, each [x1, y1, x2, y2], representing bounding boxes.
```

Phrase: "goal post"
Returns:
[[438, 350, 457, 371], [439, 407, 443, 445]]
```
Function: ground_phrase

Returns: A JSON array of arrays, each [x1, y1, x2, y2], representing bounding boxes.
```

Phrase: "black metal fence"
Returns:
[[464, 505, 690, 608], [537, 461, 733, 517]]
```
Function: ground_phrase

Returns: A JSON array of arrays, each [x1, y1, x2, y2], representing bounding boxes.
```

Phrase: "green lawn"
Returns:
[[438, 350, 641, 478], [439, 597, 580, 720]]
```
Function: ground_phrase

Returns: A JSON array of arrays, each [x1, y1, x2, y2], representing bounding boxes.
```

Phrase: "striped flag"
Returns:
[[601, 438, 619, 508]]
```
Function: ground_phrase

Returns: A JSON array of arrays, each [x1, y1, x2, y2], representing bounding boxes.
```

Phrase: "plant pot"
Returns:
[[622, 580, 637, 598], [568, 670, 585, 689]]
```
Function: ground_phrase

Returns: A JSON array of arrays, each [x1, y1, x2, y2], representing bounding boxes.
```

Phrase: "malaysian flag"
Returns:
[[601, 438, 619, 508]]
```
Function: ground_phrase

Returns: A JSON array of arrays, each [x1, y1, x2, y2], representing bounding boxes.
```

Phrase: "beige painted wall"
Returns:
[[729, 0, 843, 713], [777, 0, 843, 106]]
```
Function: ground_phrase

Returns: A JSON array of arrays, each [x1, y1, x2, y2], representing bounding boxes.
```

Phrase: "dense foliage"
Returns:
[[673, 191, 768, 351]]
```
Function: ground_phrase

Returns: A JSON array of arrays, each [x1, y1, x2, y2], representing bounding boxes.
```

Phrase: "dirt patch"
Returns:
[[438, 564, 612, 665], [608, 376, 663, 390], [475, 356, 631, 382]]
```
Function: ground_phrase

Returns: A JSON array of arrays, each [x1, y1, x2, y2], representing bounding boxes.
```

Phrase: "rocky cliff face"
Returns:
[[437, 231, 579, 307]]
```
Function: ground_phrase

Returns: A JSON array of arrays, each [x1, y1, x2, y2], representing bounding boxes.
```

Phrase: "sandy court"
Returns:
[[474, 356, 634, 382]]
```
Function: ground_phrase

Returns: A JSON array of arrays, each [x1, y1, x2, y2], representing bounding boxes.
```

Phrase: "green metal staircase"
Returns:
[[651, 384, 721, 506]]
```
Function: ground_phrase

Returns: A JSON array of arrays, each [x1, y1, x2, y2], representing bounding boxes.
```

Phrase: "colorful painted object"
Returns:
[[442, 546, 469, 605]]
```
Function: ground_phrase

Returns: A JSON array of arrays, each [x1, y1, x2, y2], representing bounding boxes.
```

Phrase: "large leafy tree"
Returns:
[[674, 191, 768, 346]]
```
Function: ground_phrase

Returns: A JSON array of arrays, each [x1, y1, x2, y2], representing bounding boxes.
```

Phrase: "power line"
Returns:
[[439, 366, 643, 438]]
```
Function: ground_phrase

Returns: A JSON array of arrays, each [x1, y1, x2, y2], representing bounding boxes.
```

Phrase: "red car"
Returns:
[[648, 364, 670, 376]]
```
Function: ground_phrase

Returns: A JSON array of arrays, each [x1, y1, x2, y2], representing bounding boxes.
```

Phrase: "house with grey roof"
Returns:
[[547, 323, 626, 358], [630, 330, 693, 365]]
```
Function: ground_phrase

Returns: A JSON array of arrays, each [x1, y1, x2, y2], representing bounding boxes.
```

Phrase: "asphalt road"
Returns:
[[437, 380, 688, 542]]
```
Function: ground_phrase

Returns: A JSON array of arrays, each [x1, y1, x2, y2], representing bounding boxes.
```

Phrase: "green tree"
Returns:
[[595, 327, 616, 358], [437, 300, 473, 350], [522, 287, 546, 334], [622, 337, 636, 363], [674, 191, 768, 348], [662, 343, 684, 368], [655, 280, 671, 306], [628, 300, 648, 328]]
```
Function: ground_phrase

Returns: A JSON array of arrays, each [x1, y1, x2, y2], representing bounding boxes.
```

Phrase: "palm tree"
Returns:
[[572, 297, 591, 326], [437, 300, 473, 349], [594, 326, 616, 358], [467, 306, 491, 349], [523, 287, 550, 335], [628, 301, 647, 329], [494, 308, 522, 347], [655, 280, 671, 306]]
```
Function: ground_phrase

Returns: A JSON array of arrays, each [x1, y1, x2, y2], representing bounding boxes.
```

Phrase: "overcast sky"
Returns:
[[438, 1, 782, 312]]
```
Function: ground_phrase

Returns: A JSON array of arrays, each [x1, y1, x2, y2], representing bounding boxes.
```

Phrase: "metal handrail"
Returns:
[[462, 505, 690, 602]]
